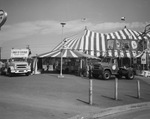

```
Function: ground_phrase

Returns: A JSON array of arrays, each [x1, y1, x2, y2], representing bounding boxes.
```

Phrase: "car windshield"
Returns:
[[101, 57, 111, 63]]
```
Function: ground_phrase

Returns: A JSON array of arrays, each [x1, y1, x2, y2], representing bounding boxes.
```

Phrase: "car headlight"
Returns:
[[112, 65, 117, 70]]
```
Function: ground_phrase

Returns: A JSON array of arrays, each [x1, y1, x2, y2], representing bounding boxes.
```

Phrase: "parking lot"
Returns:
[[0, 73, 150, 119]]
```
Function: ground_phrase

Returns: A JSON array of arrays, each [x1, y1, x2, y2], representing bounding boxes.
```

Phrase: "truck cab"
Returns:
[[92, 57, 134, 80]]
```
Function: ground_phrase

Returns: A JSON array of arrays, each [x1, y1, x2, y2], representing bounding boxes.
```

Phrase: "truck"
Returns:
[[92, 57, 135, 80], [0, 49, 31, 76]]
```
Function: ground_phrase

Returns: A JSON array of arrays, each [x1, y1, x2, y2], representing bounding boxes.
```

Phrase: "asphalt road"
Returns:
[[99, 108, 150, 119], [0, 73, 150, 119]]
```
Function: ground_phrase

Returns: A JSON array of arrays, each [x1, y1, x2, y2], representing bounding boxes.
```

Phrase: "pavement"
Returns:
[[1, 73, 150, 119], [68, 75, 150, 119]]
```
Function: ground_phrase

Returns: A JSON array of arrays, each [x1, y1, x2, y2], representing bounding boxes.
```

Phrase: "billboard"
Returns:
[[11, 49, 29, 58]]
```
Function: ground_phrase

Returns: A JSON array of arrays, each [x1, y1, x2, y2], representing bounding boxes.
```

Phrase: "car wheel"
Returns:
[[125, 72, 134, 80], [26, 72, 30, 76], [102, 70, 111, 80], [7, 68, 12, 77]]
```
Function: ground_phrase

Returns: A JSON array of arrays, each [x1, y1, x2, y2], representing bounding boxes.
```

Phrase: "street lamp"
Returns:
[[58, 22, 66, 78]]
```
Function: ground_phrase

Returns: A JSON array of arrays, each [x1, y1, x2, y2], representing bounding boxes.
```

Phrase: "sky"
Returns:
[[0, 0, 150, 59]]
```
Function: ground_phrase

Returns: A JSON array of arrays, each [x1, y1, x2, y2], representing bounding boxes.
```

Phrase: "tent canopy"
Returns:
[[38, 47, 99, 59], [52, 28, 150, 58]]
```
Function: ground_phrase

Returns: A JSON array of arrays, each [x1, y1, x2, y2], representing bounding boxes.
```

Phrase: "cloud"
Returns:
[[0, 20, 149, 44]]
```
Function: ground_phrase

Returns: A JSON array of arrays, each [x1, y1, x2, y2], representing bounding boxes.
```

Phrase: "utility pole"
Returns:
[[0, 47, 1, 60]]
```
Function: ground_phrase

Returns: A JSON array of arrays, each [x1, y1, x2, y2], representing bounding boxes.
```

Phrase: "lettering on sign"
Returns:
[[11, 49, 29, 58]]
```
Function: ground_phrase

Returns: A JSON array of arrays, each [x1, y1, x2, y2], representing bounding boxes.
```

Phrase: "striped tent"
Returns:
[[38, 47, 99, 59], [52, 28, 150, 58]]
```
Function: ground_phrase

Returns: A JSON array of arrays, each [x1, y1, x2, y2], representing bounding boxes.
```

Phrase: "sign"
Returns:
[[131, 41, 137, 49], [11, 49, 29, 58], [141, 52, 146, 64]]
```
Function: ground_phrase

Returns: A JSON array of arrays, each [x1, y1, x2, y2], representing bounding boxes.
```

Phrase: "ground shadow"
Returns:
[[101, 95, 122, 101], [125, 94, 144, 100], [76, 99, 98, 106], [76, 99, 89, 105]]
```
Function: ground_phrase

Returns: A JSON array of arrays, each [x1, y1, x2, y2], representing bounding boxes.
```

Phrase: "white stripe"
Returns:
[[79, 33, 85, 50], [124, 29, 132, 39], [40, 50, 59, 57], [110, 33, 115, 39], [51, 52, 61, 57], [70, 50, 78, 57], [74, 36, 83, 50], [106, 34, 110, 39], [115, 32, 121, 39], [91, 32, 94, 51], [85, 30, 90, 50], [62, 50, 67, 57], [96, 33, 100, 56], [133, 31, 142, 40], [91, 51, 94, 56], [128, 29, 138, 40], [96, 33, 100, 51], [101, 33, 106, 54], [67, 37, 77, 49], [119, 30, 126, 39]]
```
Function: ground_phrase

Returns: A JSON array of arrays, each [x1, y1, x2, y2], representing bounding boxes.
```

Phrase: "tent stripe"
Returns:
[[133, 30, 141, 40], [90, 32, 94, 55], [65, 37, 77, 48], [40, 50, 59, 57], [72, 37, 80, 50], [101, 33, 106, 56], [128, 29, 138, 40], [124, 28, 133, 39], [115, 31, 121, 39], [86, 30, 90, 51], [119, 30, 126, 39], [62, 49, 67, 57], [122, 29, 129, 39], [51, 51, 61, 57], [106, 33, 110, 39], [93, 32, 97, 56], [76, 36, 82, 50], [79, 31, 85, 50], [110, 33, 115, 39], [70, 50, 78, 57]]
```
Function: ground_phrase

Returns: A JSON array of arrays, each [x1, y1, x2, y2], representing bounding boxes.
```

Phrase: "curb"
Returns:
[[68, 102, 150, 119]]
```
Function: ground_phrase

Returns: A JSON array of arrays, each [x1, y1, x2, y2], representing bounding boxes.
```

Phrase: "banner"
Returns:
[[141, 52, 146, 64]]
